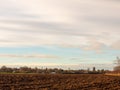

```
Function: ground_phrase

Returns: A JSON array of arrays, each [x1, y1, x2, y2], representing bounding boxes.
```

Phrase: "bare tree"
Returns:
[[114, 57, 120, 71]]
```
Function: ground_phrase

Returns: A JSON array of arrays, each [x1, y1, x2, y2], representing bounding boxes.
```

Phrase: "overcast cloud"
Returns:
[[0, 0, 120, 51]]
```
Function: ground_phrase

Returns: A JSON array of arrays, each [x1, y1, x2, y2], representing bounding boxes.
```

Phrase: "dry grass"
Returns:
[[105, 73, 120, 76]]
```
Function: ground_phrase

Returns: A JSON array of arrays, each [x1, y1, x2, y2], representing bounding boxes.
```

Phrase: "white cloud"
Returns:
[[0, 54, 58, 58], [0, 0, 119, 52], [79, 38, 107, 52], [111, 40, 120, 50]]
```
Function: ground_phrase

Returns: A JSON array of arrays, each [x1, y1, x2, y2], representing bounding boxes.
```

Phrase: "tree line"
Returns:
[[0, 66, 107, 74]]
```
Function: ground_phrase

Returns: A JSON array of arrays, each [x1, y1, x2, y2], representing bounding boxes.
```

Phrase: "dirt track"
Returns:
[[0, 74, 120, 90]]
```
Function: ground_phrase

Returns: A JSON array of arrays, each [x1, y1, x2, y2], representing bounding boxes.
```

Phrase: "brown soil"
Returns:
[[0, 74, 120, 90]]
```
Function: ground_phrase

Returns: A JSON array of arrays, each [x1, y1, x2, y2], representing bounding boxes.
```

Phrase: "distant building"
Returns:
[[93, 67, 96, 72], [50, 72, 56, 74]]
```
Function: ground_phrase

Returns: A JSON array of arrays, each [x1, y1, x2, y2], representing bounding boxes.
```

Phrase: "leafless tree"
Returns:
[[114, 57, 120, 71]]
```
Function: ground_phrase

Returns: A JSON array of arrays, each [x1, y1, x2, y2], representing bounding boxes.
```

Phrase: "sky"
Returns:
[[0, 0, 120, 69]]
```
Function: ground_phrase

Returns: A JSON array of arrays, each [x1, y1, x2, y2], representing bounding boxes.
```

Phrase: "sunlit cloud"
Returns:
[[111, 40, 120, 50], [0, 54, 59, 59]]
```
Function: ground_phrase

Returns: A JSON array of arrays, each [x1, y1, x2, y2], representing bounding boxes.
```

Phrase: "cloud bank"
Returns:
[[0, 54, 58, 58], [0, 0, 120, 52]]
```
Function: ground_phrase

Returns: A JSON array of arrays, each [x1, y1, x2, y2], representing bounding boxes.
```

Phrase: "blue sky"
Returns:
[[0, 0, 120, 69]]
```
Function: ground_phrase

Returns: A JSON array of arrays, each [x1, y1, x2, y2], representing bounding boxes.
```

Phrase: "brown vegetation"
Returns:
[[0, 74, 120, 90], [0, 66, 106, 74]]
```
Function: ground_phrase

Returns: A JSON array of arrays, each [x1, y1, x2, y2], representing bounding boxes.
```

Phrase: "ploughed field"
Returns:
[[0, 74, 120, 90]]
